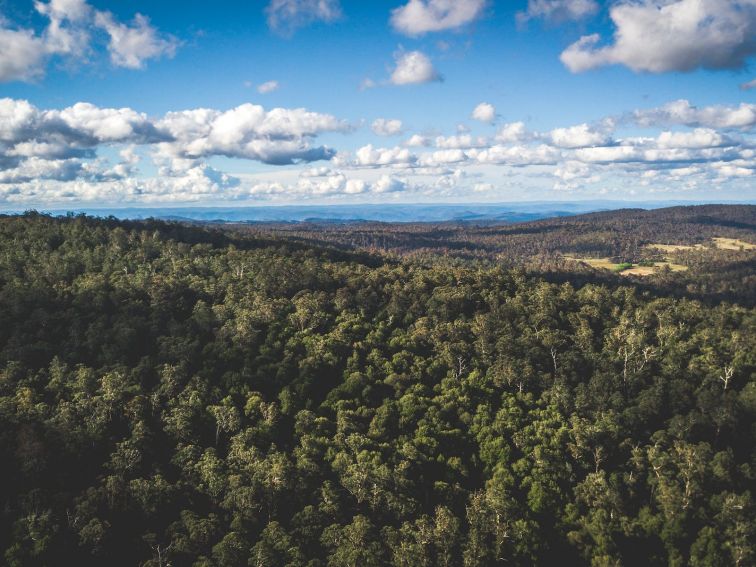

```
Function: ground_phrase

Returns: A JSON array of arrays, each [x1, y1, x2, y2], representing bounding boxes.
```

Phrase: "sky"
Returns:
[[0, 0, 755, 207]]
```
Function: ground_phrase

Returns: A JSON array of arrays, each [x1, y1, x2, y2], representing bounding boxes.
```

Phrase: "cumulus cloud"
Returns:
[[334, 144, 416, 168], [0, 0, 176, 81], [471, 102, 496, 123], [156, 103, 350, 165], [265, 0, 342, 36], [3, 96, 755, 203], [321, 97, 756, 198], [390, 50, 442, 85], [434, 134, 488, 149], [35, 0, 91, 56], [418, 148, 468, 166], [573, 145, 642, 164], [257, 80, 280, 94], [518, 0, 598, 24], [714, 163, 754, 178], [0, 97, 355, 207], [554, 160, 595, 181], [0, 157, 92, 184], [372, 118, 404, 136], [390, 0, 486, 36], [0, 29, 49, 83], [93, 12, 177, 69], [0, 98, 166, 161], [405, 134, 431, 147], [549, 123, 611, 148], [633, 99, 756, 130], [373, 174, 408, 193], [656, 128, 730, 149], [561, 0, 756, 73], [0, 99, 349, 165], [495, 121, 529, 143], [474, 144, 561, 166]]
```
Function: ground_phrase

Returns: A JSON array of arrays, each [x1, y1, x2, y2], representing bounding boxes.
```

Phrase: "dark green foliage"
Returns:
[[613, 263, 633, 272], [0, 212, 753, 566]]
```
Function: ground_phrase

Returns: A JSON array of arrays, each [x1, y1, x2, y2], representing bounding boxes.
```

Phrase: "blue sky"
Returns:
[[0, 0, 755, 207]]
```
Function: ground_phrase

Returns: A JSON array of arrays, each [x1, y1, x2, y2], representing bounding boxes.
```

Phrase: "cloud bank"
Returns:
[[1, 97, 754, 205]]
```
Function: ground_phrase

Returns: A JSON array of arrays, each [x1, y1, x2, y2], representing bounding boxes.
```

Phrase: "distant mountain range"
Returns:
[[4, 200, 755, 224]]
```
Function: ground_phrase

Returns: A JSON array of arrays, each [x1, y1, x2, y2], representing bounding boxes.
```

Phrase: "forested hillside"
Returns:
[[239, 205, 756, 306], [0, 212, 753, 566]]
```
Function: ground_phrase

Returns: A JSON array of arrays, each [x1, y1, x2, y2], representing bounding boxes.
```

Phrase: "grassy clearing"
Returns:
[[564, 234, 756, 276], [646, 237, 756, 253], [565, 256, 619, 270], [565, 256, 688, 276], [645, 243, 702, 252], [712, 237, 756, 250], [621, 266, 656, 276]]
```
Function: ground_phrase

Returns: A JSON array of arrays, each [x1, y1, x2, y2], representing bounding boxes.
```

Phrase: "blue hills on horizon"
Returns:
[[2, 200, 754, 224]]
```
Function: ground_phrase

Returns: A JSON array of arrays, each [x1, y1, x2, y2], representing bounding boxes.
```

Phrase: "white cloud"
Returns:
[[35, 0, 91, 55], [373, 174, 407, 193], [471, 102, 496, 123], [405, 134, 431, 147], [59, 102, 166, 143], [3, 96, 755, 204], [390, 50, 441, 85], [94, 12, 178, 69], [549, 123, 611, 148], [0, 98, 165, 159], [434, 134, 488, 149], [495, 121, 528, 143], [157, 103, 350, 164], [265, 0, 342, 36], [0, 157, 89, 184], [474, 144, 561, 165], [295, 168, 351, 195], [740, 78, 756, 91], [0, 29, 48, 82], [0, 97, 354, 207], [419, 148, 468, 165], [561, 0, 756, 73], [372, 118, 404, 136], [0, 0, 176, 81], [518, 0, 598, 24], [656, 128, 729, 149], [714, 163, 754, 177], [338, 144, 416, 167], [572, 145, 643, 163], [36, 0, 91, 22], [390, 0, 486, 36], [553, 160, 595, 181], [633, 99, 756, 130], [257, 80, 280, 94]]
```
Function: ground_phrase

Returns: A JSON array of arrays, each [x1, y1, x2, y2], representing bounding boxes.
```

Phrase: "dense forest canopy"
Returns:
[[0, 208, 754, 566]]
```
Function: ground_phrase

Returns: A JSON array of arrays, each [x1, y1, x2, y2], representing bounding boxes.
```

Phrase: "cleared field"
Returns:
[[712, 237, 756, 250], [649, 261, 688, 272], [568, 257, 619, 270], [621, 266, 656, 276], [645, 243, 703, 252], [563, 234, 756, 277], [566, 257, 688, 276], [646, 237, 756, 253]]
